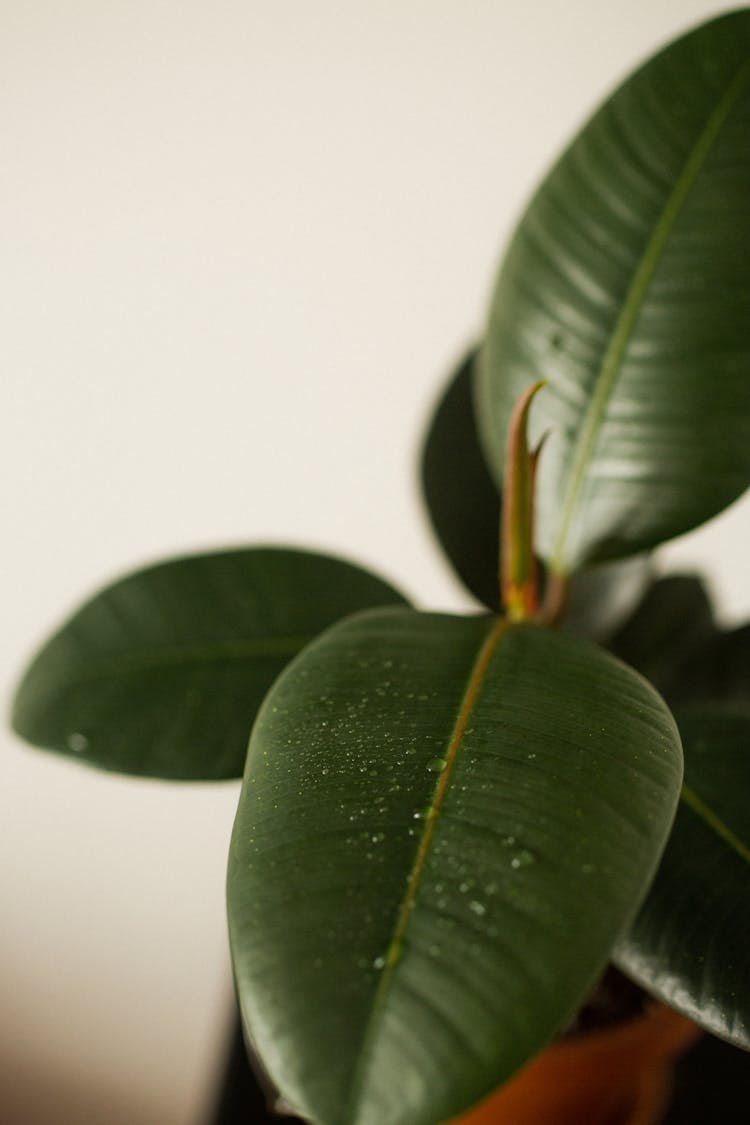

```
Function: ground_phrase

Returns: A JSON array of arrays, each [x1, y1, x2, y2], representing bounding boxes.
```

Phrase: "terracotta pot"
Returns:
[[450, 1004, 702, 1125]]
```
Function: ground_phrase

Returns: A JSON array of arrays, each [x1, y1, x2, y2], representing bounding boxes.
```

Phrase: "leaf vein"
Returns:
[[341, 617, 508, 1122], [681, 782, 750, 868]]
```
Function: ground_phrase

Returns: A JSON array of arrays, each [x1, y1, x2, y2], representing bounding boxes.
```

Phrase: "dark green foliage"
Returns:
[[477, 10, 750, 571], [420, 349, 501, 610], [12, 548, 407, 780], [229, 608, 681, 1125]]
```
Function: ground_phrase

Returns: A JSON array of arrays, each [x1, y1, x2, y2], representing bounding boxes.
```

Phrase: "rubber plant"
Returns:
[[11, 9, 750, 1125]]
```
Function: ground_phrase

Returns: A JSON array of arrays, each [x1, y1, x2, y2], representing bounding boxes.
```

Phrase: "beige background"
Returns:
[[2, 2, 748, 1122]]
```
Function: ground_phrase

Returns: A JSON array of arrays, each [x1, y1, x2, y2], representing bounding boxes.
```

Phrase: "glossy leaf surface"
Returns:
[[420, 350, 650, 634], [12, 548, 407, 780], [476, 10, 750, 571], [228, 608, 682, 1125], [616, 706, 750, 1048]]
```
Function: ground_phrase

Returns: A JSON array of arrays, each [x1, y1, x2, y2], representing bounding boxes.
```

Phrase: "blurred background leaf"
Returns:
[[12, 547, 408, 780]]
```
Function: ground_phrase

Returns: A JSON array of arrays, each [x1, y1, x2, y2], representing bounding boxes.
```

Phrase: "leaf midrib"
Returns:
[[341, 615, 509, 1124], [550, 57, 750, 574], [681, 782, 750, 867]]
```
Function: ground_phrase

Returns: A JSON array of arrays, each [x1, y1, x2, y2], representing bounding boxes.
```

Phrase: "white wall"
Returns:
[[2, 3, 747, 1122]]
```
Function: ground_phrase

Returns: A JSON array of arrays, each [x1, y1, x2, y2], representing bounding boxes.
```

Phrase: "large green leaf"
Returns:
[[616, 706, 750, 1048], [228, 608, 682, 1125], [11, 547, 407, 780], [476, 10, 750, 572], [420, 350, 650, 634]]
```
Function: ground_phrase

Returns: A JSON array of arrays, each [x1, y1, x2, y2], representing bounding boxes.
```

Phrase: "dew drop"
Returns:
[[67, 732, 89, 753], [426, 757, 447, 773], [373, 955, 386, 970], [511, 849, 535, 870], [469, 900, 486, 916]]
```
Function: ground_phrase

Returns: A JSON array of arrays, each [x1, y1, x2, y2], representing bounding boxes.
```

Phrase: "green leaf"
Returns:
[[668, 623, 750, 706], [608, 574, 716, 698], [562, 555, 653, 643], [608, 573, 750, 706], [608, 580, 750, 1039], [616, 706, 750, 1049], [476, 10, 750, 572], [11, 547, 408, 780], [228, 608, 682, 1125], [420, 350, 650, 633], [420, 350, 501, 610]]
